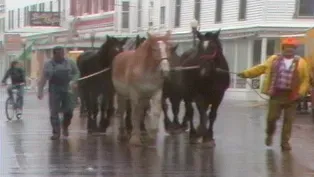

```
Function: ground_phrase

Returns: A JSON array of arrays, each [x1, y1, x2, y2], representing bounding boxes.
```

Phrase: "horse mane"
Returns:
[[134, 40, 150, 61]]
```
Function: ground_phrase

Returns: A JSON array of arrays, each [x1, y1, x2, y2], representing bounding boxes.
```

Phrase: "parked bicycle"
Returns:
[[5, 83, 25, 120]]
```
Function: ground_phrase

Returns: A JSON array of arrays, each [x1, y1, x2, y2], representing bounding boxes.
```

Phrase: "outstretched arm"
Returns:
[[238, 55, 277, 78]]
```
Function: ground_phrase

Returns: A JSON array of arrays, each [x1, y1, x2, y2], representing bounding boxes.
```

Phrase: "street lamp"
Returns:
[[21, 38, 27, 74], [190, 19, 199, 47], [90, 31, 96, 50]]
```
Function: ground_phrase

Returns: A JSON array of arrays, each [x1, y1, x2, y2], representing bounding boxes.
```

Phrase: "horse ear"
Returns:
[[195, 30, 203, 40], [215, 29, 221, 37], [106, 35, 112, 41], [171, 44, 178, 52], [164, 30, 171, 39], [147, 32, 153, 40]]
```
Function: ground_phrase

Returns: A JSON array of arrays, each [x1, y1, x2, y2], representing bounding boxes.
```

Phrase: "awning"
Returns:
[[18, 42, 34, 61]]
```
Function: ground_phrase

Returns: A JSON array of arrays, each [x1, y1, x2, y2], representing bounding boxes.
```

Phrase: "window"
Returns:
[[215, 0, 222, 23], [0, 18, 4, 32], [1, 18, 4, 32], [39, 3, 45, 11], [194, 0, 200, 22], [31, 5, 37, 11], [266, 39, 275, 57], [8, 10, 11, 29], [160, 6, 165, 25], [103, 0, 109, 12], [238, 0, 246, 20], [110, 0, 115, 11], [149, 1, 154, 27], [17, 8, 20, 28], [50, 1, 53, 12], [295, 0, 314, 17], [137, 0, 142, 28], [93, 0, 99, 13], [70, 0, 77, 15], [0, 5, 5, 13], [174, 0, 181, 27], [24, 6, 29, 26], [253, 40, 262, 65], [121, 1, 129, 29], [11, 10, 14, 29], [57, 0, 61, 12], [86, 0, 92, 14]]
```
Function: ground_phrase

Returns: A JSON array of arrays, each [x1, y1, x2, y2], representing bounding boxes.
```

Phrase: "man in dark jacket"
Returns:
[[2, 60, 26, 115], [37, 46, 80, 140]]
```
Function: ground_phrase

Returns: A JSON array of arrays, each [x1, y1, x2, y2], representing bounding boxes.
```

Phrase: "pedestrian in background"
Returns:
[[2, 61, 26, 116], [37, 46, 80, 140], [237, 38, 310, 151]]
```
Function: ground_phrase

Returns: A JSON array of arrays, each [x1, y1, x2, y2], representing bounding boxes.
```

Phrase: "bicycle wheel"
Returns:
[[5, 97, 14, 120]]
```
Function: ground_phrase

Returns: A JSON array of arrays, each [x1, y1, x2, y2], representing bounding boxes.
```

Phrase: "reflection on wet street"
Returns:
[[1, 95, 314, 177]]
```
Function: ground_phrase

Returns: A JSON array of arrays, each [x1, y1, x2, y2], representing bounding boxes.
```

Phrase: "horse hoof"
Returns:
[[118, 134, 129, 142], [129, 135, 143, 146], [190, 137, 202, 144], [203, 139, 216, 148], [171, 128, 183, 135]]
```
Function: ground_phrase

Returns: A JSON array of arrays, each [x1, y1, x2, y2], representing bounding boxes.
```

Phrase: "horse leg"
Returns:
[[141, 105, 148, 134], [169, 96, 181, 133], [162, 96, 172, 133], [181, 99, 191, 132], [92, 95, 99, 133], [98, 94, 108, 133], [194, 95, 209, 144], [129, 98, 146, 146], [116, 94, 128, 141], [184, 98, 197, 142], [125, 99, 132, 134], [203, 94, 224, 147]]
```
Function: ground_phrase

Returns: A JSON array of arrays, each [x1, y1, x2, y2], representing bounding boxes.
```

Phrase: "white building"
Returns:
[[2, 0, 70, 78], [120, 0, 314, 101]]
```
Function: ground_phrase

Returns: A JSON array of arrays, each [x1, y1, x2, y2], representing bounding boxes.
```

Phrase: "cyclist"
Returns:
[[37, 46, 80, 140], [1, 61, 26, 116]]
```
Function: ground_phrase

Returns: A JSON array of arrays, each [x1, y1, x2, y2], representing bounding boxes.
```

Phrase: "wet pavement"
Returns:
[[1, 91, 314, 177]]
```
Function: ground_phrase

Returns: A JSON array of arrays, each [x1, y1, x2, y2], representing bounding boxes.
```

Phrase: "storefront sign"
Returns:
[[29, 11, 60, 27], [4, 34, 22, 51]]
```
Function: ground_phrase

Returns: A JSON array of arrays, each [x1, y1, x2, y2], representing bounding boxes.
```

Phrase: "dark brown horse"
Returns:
[[77, 36, 128, 134], [161, 44, 186, 133], [180, 29, 230, 146]]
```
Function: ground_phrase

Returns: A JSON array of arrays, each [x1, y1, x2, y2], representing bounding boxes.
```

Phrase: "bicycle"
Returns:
[[5, 83, 25, 120]]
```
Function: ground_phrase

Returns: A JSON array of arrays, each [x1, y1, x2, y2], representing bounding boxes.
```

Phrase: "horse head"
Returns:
[[195, 29, 222, 77], [138, 31, 172, 78], [97, 35, 129, 68]]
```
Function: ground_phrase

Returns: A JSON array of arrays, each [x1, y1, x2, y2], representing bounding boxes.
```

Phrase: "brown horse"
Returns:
[[112, 31, 172, 146]]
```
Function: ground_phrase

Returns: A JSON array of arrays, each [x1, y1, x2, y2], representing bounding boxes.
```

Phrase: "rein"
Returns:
[[77, 68, 110, 81], [215, 68, 268, 100]]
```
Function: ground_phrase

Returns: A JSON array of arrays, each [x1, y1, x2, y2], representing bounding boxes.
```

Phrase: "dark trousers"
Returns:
[[7, 85, 24, 109], [49, 91, 73, 135]]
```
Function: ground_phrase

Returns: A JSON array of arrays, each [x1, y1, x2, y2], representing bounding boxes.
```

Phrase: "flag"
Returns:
[[18, 42, 34, 61]]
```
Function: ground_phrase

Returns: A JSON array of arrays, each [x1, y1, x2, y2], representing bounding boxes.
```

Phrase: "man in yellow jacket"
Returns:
[[238, 38, 310, 151]]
